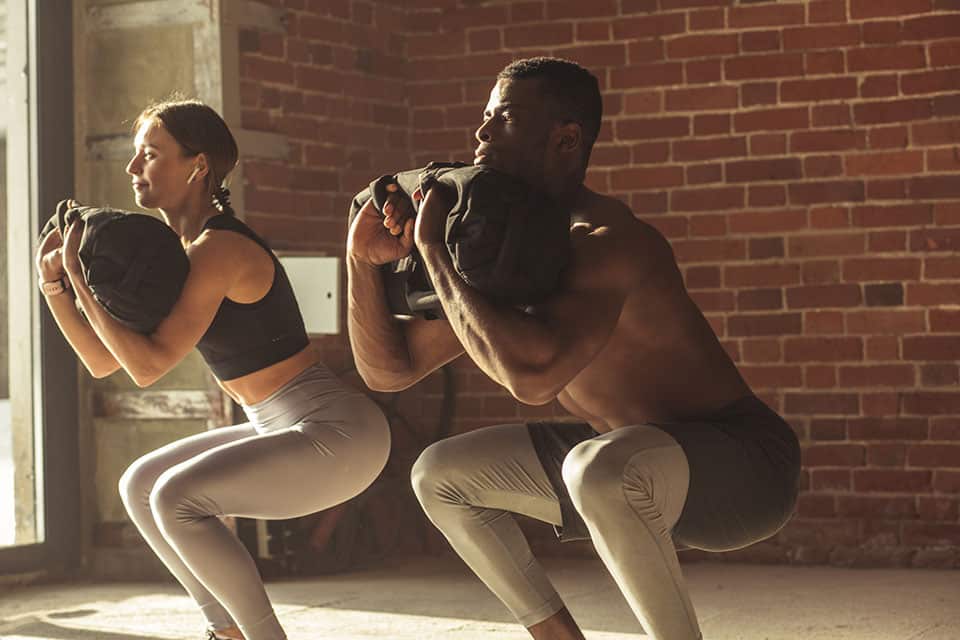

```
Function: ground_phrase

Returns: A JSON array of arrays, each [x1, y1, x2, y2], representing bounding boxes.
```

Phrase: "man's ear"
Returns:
[[553, 122, 583, 155]]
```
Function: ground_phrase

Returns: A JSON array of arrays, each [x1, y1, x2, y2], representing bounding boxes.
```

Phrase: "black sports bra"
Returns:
[[195, 214, 309, 381]]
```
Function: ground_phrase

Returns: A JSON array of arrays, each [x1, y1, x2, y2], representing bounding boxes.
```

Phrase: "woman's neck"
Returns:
[[160, 197, 222, 245]]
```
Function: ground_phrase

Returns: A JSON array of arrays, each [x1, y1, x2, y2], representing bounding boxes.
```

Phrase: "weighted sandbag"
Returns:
[[348, 162, 570, 319], [41, 200, 190, 334]]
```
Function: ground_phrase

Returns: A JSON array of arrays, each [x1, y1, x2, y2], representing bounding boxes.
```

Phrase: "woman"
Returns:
[[35, 99, 390, 640]]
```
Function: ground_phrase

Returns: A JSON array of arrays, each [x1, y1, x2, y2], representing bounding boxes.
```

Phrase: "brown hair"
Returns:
[[134, 98, 239, 213]]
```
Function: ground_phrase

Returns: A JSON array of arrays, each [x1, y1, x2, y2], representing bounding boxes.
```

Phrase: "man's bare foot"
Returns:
[[527, 607, 586, 640]]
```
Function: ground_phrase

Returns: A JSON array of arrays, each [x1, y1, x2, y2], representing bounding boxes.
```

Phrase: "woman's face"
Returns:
[[125, 119, 198, 211]]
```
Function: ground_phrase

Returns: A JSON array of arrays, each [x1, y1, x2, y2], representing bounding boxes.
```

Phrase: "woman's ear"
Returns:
[[187, 153, 211, 184]]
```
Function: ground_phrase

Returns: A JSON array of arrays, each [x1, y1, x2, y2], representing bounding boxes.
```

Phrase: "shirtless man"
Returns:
[[346, 57, 800, 640]]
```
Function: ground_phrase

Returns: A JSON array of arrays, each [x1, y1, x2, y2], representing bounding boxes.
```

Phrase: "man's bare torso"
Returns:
[[548, 188, 750, 432]]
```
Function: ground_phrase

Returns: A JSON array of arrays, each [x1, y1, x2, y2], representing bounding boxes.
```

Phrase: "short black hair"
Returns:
[[498, 57, 603, 153]]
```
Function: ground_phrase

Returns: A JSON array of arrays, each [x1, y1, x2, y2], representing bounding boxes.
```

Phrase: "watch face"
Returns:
[[42, 279, 65, 295]]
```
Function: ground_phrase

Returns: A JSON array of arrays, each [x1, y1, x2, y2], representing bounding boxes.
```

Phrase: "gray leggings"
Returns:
[[119, 363, 390, 640], [412, 423, 700, 640]]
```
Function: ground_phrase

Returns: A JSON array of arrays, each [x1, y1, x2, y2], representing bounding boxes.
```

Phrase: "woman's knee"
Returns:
[[118, 454, 164, 514], [148, 467, 206, 532]]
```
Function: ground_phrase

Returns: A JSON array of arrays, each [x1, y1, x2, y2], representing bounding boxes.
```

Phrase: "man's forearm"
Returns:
[[346, 255, 418, 389], [418, 242, 556, 401]]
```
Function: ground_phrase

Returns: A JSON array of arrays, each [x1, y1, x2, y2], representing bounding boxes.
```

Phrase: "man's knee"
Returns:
[[411, 438, 463, 509], [561, 437, 629, 517]]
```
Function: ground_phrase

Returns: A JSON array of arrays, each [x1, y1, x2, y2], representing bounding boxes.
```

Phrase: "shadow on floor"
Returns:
[[1, 618, 168, 640]]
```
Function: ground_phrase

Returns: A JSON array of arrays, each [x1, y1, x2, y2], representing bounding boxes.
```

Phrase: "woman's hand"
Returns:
[[62, 217, 85, 278], [35, 228, 65, 283]]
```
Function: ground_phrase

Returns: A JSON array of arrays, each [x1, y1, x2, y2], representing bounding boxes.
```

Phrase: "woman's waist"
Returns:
[[221, 346, 323, 406]]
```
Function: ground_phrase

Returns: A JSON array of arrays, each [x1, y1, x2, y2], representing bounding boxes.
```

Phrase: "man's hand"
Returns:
[[414, 186, 455, 250], [347, 195, 415, 266]]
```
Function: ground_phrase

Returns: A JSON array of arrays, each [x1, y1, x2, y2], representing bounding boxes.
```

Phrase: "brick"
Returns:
[[865, 336, 900, 361], [922, 364, 960, 386], [810, 205, 850, 228], [729, 313, 803, 337], [785, 393, 860, 415], [690, 8, 725, 30], [797, 494, 837, 518], [781, 77, 858, 103], [902, 69, 960, 96], [725, 54, 805, 80], [611, 166, 684, 190], [845, 151, 924, 177], [805, 310, 845, 334], [866, 179, 909, 200], [848, 45, 927, 72], [613, 13, 687, 39], [689, 214, 728, 237], [729, 209, 807, 234], [903, 336, 960, 362], [784, 25, 861, 51], [741, 82, 778, 107], [903, 392, 960, 415], [902, 14, 960, 41], [693, 114, 730, 136], [546, 0, 617, 19], [685, 59, 724, 84], [787, 233, 865, 258], [866, 281, 907, 305], [853, 204, 933, 228], [789, 181, 866, 205], [903, 523, 960, 547], [839, 364, 915, 387], [848, 417, 927, 440], [791, 130, 866, 153], [909, 444, 960, 467], [907, 283, 960, 305], [749, 185, 787, 208], [806, 51, 846, 76], [624, 91, 663, 114], [737, 288, 783, 311], [854, 469, 932, 492], [736, 107, 809, 133], [729, 3, 806, 28], [787, 284, 861, 309], [909, 176, 960, 201], [665, 86, 739, 111], [686, 163, 723, 185], [726, 264, 801, 288], [727, 158, 803, 183], [802, 260, 841, 285], [659, 0, 728, 7], [838, 496, 916, 518], [812, 104, 852, 128], [843, 257, 921, 282], [672, 186, 746, 212], [749, 237, 785, 260], [811, 469, 851, 491], [741, 365, 802, 389], [927, 148, 960, 172], [930, 40, 960, 67], [673, 238, 746, 262], [863, 21, 905, 45], [807, 364, 838, 388], [690, 290, 735, 311], [867, 443, 908, 467], [673, 137, 747, 161], [911, 119, 960, 146], [917, 497, 959, 522], [934, 202, 960, 226], [785, 337, 864, 362], [742, 338, 782, 362], [848, 310, 926, 335], [616, 116, 689, 141], [868, 231, 906, 252], [850, 0, 933, 20], [809, 0, 847, 23], [930, 309, 960, 332], [860, 75, 900, 99], [630, 192, 669, 214], [666, 34, 738, 59], [934, 471, 960, 493], [685, 265, 721, 289], [911, 228, 960, 254], [750, 134, 788, 156], [854, 99, 934, 125], [741, 30, 781, 53], [555, 44, 628, 68]]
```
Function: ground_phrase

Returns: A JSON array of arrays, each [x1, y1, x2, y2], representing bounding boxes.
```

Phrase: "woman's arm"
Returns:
[[62, 220, 242, 387], [35, 228, 121, 377]]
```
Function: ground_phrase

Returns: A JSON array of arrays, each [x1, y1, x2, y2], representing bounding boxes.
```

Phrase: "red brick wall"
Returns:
[[239, 0, 960, 569]]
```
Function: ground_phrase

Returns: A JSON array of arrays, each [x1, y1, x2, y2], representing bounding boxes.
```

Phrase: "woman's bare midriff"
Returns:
[[216, 346, 322, 406]]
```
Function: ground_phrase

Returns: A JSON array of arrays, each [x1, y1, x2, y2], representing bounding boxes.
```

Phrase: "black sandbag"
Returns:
[[42, 200, 190, 334]]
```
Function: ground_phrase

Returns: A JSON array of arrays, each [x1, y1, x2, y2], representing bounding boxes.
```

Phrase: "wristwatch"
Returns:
[[39, 276, 70, 296]]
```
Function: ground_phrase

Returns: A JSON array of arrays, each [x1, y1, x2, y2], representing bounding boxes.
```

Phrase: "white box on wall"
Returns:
[[277, 254, 340, 335]]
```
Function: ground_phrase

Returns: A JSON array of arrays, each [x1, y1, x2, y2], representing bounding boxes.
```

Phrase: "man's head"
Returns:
[[474, 57, 602, 189]]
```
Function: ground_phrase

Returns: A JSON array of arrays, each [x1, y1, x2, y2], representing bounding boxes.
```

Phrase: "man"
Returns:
[[347, 57, 800, 640]]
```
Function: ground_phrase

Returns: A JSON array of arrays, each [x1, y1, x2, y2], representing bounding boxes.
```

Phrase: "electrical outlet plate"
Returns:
[[277, 254, 340, 335]]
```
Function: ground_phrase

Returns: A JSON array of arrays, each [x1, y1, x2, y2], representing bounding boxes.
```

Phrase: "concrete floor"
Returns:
[[0, 556, 957, 639]]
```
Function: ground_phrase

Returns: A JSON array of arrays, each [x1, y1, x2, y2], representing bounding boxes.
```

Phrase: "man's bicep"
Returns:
[[403, 317, 464, 383]]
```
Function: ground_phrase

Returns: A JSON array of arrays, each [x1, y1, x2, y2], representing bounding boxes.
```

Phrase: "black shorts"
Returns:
[[526, 395, 801, 552]]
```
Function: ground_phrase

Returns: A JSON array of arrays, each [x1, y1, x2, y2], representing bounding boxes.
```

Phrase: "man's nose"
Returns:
[[475, 121, 492, 143]]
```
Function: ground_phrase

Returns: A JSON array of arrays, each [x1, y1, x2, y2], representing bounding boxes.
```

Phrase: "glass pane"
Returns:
[[1, 0, 40, 548]]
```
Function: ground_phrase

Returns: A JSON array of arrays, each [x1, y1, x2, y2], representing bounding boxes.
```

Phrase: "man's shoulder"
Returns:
[[573, 191, 673, 266]]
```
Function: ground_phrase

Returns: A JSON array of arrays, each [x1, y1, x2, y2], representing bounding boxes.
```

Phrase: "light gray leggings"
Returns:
[[412, 423, 700, 640], [119, 363, 390, 640]]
